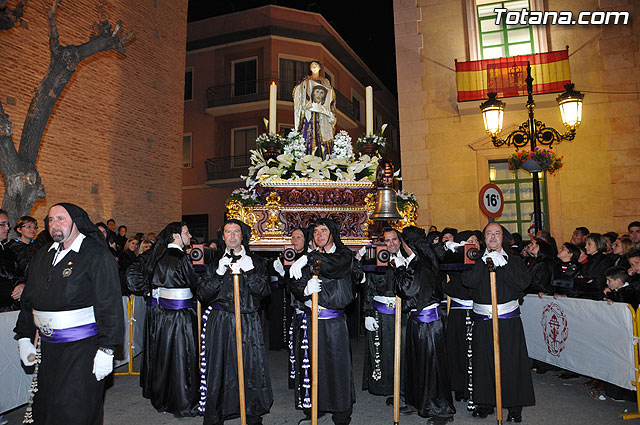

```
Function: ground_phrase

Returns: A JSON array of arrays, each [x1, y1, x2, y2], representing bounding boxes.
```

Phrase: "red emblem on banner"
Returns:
[[540, 303, 568, 357]]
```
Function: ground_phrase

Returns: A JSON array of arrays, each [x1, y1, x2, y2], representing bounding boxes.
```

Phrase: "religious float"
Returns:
[[225, 64, 419, 248]]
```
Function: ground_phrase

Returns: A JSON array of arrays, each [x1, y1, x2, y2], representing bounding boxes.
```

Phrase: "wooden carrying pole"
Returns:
[[393, 296, 402, 425], [232, 270, 247, 425], [115, 296, 139, 375], [487, 258, 503, 425], [310, 259, 322, 425], [197, 300, 202, 354]]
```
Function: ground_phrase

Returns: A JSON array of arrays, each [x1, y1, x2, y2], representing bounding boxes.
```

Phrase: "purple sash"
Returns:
[[147, 297, 158, 308], [472, 307, 521, 321], [410, 306, 441, 323], [159, 297, 193, 310], [373, 300, 396, 315], [304, 307, 344, 319], [39, 323, 99, 343], [450, 300, 473, 309]]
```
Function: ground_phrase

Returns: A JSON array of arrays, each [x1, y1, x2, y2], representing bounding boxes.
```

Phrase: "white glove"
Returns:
[[18, 338, 37, 366], [364, 316, 379, 332], [444, 241, 462, 252], [356, 246, 367, 260], [289, 255, 308, 280], [92, 349, 114, 381], [230, 263, 242, 275], [304, 278, 322, 296], [391, 254, 406, 268], [216, 256, 233, 275], [237, 255, 254, 272], [273, 258, 285, 277], [482, 250, 508, 268]]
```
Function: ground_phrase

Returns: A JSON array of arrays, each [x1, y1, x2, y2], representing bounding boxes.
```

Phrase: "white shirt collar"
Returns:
[[484, 247, 508, 259], [316, 243, 336, 254], [225, 245, 246, 257], [167, 243, 183, 251], [49, 233, 86, 253]]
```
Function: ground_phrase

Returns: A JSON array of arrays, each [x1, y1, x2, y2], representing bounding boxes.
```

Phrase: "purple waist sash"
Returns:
[[472, 307, 521, 321], [147, 297, 159, 308], [373, 300, 396, 315], [304, 307, 345, 319], [39, 323, 99, 343], [410, 306, 441, 323], [450, 300, 473, 310], [159, 297, 193, 310]]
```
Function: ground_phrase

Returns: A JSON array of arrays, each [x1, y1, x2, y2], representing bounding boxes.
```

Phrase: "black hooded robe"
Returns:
[[14, 203, 123, 425], [394, 251, 455, 418], [291, 245, 358, 415], [198, 222, 273, 425], [460, 255, 536, 409]]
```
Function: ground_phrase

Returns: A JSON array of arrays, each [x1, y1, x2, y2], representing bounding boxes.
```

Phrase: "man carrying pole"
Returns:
[[290, 218, 360, 425], [198, 219, 273, 425], [459, 223, 535, 422]]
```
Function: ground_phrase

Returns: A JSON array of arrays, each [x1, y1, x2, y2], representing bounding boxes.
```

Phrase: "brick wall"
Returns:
[[0, 0, 188, 235]]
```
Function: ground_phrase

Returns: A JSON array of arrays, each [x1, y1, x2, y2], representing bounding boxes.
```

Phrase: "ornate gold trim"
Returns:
[[225, 200, 260, 242], [264, 192, 283, 236], [252, 205, 367, 212], [259, 177, 374, 189]]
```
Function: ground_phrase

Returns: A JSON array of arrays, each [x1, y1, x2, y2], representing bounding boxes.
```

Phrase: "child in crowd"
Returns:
[[603, 266, 640, 308]]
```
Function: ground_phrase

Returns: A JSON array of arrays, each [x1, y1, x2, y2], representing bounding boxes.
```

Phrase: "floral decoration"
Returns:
[[282, 129, 306, 160], [227, 187, 258, 206], [355, 123, 388, 153], [255, 132, 286, 150], [508, 147, 564, 175], [332, 130, 354, 159], [396, 189, 419, 212]]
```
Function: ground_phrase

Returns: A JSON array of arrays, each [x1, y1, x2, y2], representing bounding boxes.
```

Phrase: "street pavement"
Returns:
[[2, 337, 638, 424]]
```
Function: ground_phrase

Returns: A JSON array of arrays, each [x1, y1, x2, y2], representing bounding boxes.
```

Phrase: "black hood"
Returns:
[[52, 202, 104, 246], [311, 218, 345, 251], [482, 223, 512, 253], [218, 219, 253, 254]]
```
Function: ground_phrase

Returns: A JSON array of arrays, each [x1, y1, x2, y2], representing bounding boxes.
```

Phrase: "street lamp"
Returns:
[[479, 62, 584, 233]]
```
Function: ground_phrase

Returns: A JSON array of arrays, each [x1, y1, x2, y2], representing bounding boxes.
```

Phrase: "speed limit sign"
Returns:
[[479, 183, 504, 218]]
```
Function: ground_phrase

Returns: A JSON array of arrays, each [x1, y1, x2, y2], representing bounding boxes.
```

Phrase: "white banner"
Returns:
[[521, 294, 636, 390]]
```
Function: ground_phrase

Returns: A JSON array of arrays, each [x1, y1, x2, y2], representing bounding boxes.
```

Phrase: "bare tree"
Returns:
[[0, 0, 27, 30], [0, 0, 133, 223]]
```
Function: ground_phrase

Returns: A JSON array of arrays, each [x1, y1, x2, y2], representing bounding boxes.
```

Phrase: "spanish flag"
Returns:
[[455, 50, 571, 102]]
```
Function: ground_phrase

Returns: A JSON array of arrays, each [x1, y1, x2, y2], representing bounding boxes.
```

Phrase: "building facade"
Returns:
[[0, 0, 188, 234], [394, 0, 639, 241], [183, 5, 399, 242]]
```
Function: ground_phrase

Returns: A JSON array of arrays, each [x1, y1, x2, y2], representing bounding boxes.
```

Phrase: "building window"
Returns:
[[477, 0, 535, 59], [489, 160, 548, 236], [279, 58, 312, 99], [352, 97, 361, 122], [232, 127, 257, 167], [182, 133, 192, 168], [324, 69, 335, 86], [233, 58, 257, 97], [182, 214, 208, 243], [185, 68, 193, 101]]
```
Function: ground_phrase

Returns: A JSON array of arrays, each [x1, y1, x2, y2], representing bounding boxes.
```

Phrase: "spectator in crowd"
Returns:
[[136, 239, 152, 256], [118, 237, 139, 296], [107, 218, 116, 233], [602, 232, 618, 255], [575, 233, 615, 300], [628, 221, 640, 248], [5, 216, 39, 303], [509, 232, 524, 257], [535, 230, 558, 257], [134, 232, 145, 242], [116, 225, 128, 251], [96, 222, 119, 257], [627, 249, 640, 291], [148, 232, 157, 244], [0, 209, 20, 312], [611, 237, 634, 268], [570, 227, 590, 245], [525, 238, 554, 296], [551, 243, 582, 298]]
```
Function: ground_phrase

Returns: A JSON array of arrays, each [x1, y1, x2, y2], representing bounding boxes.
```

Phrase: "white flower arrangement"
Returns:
[[256, 132, 286, 150], [355, 123, 388, 153], [396, 189, 419, 211], [331, 130, 353, 159], [283, 129, 306, 160], [228, 187, 258, 206]]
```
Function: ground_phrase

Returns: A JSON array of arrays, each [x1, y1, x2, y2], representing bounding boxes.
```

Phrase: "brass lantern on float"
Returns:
[[371, 160, 402, 221]]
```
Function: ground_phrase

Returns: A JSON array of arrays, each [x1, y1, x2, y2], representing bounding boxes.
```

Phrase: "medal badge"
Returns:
[[39, 322, 53, 337], [62, 261, 73, 277]]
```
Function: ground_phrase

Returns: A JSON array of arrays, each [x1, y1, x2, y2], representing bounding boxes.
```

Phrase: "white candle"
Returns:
[[269, 81, 277, 134], [365, 86, 373, 136]]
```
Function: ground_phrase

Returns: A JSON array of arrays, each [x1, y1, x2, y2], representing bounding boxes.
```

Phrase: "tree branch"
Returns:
[[0, 101, 21, 177], [48, 0, 59, 54]]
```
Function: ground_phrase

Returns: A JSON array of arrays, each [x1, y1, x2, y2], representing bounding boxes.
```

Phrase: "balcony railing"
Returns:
[[205, 78, 359, 122], [205, 154, 251, 181]]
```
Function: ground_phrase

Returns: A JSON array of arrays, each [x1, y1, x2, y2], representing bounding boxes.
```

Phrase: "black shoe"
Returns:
[[427, 416, 454, 424], [506, 413, 522, 423], [471, 407, 494, 418], [454, 391, 469, 402]]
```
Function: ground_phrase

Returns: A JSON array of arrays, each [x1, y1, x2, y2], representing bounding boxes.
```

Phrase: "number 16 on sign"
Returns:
[[479, 183, 504, 219]]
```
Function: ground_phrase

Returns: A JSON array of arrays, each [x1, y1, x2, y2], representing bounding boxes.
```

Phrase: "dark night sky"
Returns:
[[187, 0, 398, 94]]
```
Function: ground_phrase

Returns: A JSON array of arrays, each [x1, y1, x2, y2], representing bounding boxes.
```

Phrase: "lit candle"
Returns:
[[269, 81, 277, 134], [366, 86, 373, 136]]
